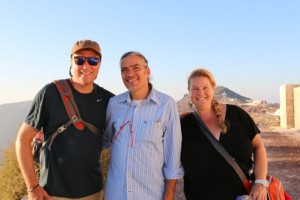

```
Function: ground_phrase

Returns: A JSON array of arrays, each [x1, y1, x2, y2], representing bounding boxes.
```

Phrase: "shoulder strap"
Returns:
[[54, 79, 84, 130], [45, 80, 100, 150], [191, 111, 252, 193], [54, 79, 100, 135]]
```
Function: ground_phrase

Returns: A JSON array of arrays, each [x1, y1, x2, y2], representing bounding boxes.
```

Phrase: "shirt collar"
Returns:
[[118, 83, 159, 105]]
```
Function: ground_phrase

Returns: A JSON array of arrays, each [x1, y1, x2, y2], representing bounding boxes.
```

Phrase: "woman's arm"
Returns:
[[250, 134, 268, 199]]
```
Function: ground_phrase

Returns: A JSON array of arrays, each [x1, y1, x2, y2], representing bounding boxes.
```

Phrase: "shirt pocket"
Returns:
[[136, 121, 164, 145]]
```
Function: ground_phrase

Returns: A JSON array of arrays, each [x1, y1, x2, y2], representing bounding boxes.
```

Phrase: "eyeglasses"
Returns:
[[73, 56, 100, 66]]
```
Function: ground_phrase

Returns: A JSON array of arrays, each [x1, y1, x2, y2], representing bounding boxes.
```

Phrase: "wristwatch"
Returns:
[[254, 179, 269, 187]]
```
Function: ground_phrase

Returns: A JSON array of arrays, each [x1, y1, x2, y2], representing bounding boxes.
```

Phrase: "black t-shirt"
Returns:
[[25, 79, 114, 198], [180, 104, 260, 200]]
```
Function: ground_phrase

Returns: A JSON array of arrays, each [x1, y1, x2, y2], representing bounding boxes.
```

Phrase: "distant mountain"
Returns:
[[0, 101, 32, 150], [177, 86, 252, 113], [214, 86, 252, 103]]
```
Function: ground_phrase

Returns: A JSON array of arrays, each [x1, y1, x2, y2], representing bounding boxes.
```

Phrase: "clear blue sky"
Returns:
[[1, 1, 299, 105]]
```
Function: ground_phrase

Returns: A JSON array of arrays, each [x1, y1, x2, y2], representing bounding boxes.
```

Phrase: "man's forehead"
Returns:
[[121, 63, 142, 68]]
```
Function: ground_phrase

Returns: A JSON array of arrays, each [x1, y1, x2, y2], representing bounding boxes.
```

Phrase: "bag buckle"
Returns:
[[71, 115, 79, 122], [57, 125, 66, 133]]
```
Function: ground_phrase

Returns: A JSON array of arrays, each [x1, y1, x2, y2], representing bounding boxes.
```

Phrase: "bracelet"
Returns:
[[27, 183, 39, 192], [254, 179, 269, 187]]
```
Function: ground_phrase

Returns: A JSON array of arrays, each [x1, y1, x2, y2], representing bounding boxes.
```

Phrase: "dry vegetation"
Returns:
[[0, 143, 26, 200], [100, 148, 111, 184], [0, 143, 111, 200]]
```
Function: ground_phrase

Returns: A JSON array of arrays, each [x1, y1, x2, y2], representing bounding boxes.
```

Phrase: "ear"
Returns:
[[69, 66, 73, 77], [146, 66, 151, 77]]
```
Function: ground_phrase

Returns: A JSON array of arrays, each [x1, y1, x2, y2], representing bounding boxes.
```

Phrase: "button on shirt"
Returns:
[[104, 87, 183, 200]]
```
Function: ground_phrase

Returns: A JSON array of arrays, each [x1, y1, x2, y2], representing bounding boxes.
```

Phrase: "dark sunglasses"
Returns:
[[73, 56, 100, 66]]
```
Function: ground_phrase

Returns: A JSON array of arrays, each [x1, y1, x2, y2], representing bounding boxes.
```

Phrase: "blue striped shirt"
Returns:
[[103, 87, 183, 200]]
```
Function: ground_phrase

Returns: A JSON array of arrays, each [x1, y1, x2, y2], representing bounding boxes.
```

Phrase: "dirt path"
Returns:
[[261, 128, 300, 200], [175, 127, 300, 200]]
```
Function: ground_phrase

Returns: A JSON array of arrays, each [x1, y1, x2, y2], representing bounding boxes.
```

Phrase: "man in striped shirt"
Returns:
[[104, 51, 183, 200]]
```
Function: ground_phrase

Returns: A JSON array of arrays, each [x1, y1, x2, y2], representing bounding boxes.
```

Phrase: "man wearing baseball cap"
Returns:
[[16, 40, 114, 200]]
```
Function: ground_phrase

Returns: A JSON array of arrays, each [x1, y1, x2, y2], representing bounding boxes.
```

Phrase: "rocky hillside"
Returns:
[[239, 103, 280, 127], [214, 86, 252, 103]]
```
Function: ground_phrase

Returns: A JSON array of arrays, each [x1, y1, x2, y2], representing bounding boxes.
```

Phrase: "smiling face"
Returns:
[[120, 54, 150, 100], [70, 49, 101, 87], [189, 76, 215, 108], [188, 68, 216, 110]]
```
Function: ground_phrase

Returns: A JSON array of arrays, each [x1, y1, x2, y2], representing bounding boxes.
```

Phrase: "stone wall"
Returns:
[[294, 87, 300, 129], [280, 84, 300, 129], [280, 86, 288, 128]]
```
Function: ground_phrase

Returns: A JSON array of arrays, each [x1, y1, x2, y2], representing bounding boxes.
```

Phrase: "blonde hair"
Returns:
[[188, 68, 228, 133]]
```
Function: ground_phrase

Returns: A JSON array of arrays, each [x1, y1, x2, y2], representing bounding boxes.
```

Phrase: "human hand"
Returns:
[[249, 183, 268, 200], [28, 185, 52, 200]]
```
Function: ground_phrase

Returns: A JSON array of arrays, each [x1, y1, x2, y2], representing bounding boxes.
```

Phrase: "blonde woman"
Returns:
[[180, 68, 268, 200]]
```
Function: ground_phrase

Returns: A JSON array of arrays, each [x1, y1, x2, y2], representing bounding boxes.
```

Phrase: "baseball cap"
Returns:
[[71, 40, 101, 58]]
